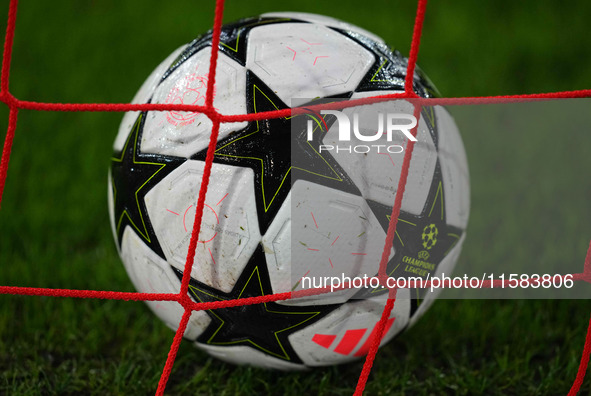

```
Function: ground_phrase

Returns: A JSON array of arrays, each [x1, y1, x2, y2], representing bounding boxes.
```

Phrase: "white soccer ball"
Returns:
[[108, 12, 469, 369]]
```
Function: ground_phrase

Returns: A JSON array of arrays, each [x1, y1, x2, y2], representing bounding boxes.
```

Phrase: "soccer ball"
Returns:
[[108, 12, 469, 369]]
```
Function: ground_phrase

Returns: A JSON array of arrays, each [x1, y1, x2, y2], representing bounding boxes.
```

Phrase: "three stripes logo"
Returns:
[[311, 317, 395, 357]]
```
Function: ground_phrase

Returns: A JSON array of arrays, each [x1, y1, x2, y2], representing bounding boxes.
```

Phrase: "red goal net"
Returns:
[[1, 0, 591, 394]]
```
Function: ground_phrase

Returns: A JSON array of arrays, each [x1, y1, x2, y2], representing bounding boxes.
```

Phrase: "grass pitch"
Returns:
[[1, 0, 591, 394]]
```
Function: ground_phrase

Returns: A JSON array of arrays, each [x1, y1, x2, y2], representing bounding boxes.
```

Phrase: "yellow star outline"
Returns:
[[368, 47, 408, 84], [384, 216, 417, 249], [428, 181, 460, 255], [188, 266, 322, 361], [428, 181, 444, 221], [369, 177, 462, 297], [383, 181, 448, 278], [110, 114, 167, 244], [214, 85, 345, 212], [369, 53, 398, 84], [423, 106, 436, 129], [372, 217, 416, 282], [368, 52, 441, 99]]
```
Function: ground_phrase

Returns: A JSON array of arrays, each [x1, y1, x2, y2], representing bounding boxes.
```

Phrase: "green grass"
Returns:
[[1, 0, 591, 394]]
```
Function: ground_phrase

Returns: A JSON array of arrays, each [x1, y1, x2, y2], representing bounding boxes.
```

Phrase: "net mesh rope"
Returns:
[[1, 0, 591, 394]]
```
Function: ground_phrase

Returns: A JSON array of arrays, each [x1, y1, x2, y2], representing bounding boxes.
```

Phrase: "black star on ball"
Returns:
[[110, 113, 184, 258], [174, 246, 338, 363], [357, 163, 463, 317], [192, 72, 359, 233]]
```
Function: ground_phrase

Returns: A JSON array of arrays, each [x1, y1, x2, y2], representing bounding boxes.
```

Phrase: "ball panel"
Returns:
[[288, 289, 410, 366], [114, 45, 188, 152], [119, 227, 210, 340], [107, 172, 118, 253], [261, 191, 293, 297], [246, 23, 375, 105], [140, 49, 248, 158], [323, 93, 437, 216], [144, 160, 261, 293], [435, 107, 470, 229], [269, 180, 390, 306]]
